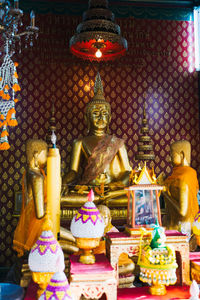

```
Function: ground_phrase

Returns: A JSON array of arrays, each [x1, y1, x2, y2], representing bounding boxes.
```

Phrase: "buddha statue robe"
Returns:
[[164, 165, 199, 231], [13, 170, 47, 257]]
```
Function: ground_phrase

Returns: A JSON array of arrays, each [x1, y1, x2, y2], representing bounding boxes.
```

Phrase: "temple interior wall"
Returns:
[[0, 8, 200, 266]]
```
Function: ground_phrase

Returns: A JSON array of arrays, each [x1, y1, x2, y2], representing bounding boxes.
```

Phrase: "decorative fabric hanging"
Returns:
[[0, 40, 20, 150]]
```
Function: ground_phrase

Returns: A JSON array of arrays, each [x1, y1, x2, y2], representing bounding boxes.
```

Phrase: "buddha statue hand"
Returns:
[[107, 181, 124, 191], [60, 226, 79, 254], [157, 172, 166, 186], [74, 185, 89, 194], [62, 184, 69, 197]]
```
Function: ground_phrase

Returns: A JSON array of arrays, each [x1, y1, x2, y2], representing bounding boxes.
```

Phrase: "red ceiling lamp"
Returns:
[[69, 0, 128, 62]]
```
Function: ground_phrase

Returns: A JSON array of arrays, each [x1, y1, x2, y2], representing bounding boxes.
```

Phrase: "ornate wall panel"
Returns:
[[0, 14, 199, 266]]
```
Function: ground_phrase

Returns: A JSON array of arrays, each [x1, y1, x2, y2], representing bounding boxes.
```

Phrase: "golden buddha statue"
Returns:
[[162, 140, 199, 239], [13, 139, 48, 257], [61, 72, 132, 212], [13, 139, 78, 258]]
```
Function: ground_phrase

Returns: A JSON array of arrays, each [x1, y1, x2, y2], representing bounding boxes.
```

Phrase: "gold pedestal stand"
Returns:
[[76, 237, 100, 264], [32, 271, 54, 298], [149, 283, 166, 295]]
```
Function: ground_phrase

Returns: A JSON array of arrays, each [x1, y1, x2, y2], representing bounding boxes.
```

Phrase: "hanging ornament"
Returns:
[[0, 40, 20, 150]]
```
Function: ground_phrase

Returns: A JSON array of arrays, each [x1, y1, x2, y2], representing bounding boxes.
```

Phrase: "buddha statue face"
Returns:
[[170, 140, 191, 167], [26, 139, 48, 169], [170, 149, 182, 167], [88, 103, 111, 132], [37, 149, 47, 169]]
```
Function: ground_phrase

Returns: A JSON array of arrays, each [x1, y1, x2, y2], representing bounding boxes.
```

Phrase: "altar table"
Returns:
[[24, 280, 192, 300], [106, 230, 190, 286], [69, 253, 117, 300]]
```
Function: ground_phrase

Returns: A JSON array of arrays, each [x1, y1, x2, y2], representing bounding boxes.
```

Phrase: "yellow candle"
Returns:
[[47, 148, 61, 240]]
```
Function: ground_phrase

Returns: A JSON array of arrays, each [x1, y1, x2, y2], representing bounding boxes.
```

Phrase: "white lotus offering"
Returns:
[[70, 189, 104, 264], [39, 272, 72, 300], [28, 216, 65, 297]]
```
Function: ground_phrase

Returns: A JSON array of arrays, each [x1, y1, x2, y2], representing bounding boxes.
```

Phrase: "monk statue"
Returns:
[[13, 139, 48, 257], [61, 72, 132, 209], [13, 139, 78, 258], [162, 140, 199, 239], [95, 205, 135, 288]]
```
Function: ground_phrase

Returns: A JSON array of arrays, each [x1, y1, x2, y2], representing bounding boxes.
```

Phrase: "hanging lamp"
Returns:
[[69, 0, 128, 61]]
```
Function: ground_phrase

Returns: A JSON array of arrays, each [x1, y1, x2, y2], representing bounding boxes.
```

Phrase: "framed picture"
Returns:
[[13, 191, 22, 216]]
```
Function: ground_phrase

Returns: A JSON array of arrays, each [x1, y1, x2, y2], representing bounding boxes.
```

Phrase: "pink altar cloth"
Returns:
[[189, 251, 200, 260], [70, 253, 114, 274]]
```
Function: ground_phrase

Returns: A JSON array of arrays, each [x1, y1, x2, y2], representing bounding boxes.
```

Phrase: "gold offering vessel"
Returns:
[[76, 237, 101, 264]]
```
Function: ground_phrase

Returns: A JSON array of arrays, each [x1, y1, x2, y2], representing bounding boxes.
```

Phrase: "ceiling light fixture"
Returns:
[[69, 0, 128, 62], [0, 0, 39, 54]]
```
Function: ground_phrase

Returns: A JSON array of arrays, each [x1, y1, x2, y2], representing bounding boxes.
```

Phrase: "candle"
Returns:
[[30, 10, 35, 27], [47, 148, 61, 240]]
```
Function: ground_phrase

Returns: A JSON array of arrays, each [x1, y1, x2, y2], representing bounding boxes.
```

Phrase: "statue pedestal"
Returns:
[[61, 207, 127, 228], [106, 230, 190, 287], [69, 254, 117, 300]]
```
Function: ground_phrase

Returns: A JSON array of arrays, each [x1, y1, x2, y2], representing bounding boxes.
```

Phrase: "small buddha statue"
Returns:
[[162, 140, 199, 239], [61, 72, 132, 208], [13, 139, 78, 258]]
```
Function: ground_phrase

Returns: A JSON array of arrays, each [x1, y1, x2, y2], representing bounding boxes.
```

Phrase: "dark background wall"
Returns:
[[0, 3, 200, 267]]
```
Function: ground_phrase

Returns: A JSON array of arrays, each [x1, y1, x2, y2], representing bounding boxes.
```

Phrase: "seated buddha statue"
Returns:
[[61, 72, 132, 209], [13, 139, 78, 258], [162, 140, 199, 239]]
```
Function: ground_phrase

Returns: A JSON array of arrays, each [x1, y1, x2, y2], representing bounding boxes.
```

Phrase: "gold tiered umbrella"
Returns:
[[135, 101, 155, 161]]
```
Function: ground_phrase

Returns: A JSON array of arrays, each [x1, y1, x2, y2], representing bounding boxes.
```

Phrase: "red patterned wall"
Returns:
[[0, 14, 199, 266]]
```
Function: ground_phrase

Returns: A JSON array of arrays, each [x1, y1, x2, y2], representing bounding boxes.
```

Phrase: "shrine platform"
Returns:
[[24, 280, 192, 299]]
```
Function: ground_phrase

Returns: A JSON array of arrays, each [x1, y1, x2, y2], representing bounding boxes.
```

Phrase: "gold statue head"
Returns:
[[170, 140, 191, 167], [97, 205, 112, 234], [85, 72, 111, 133], [26, 139, 48, 169]]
